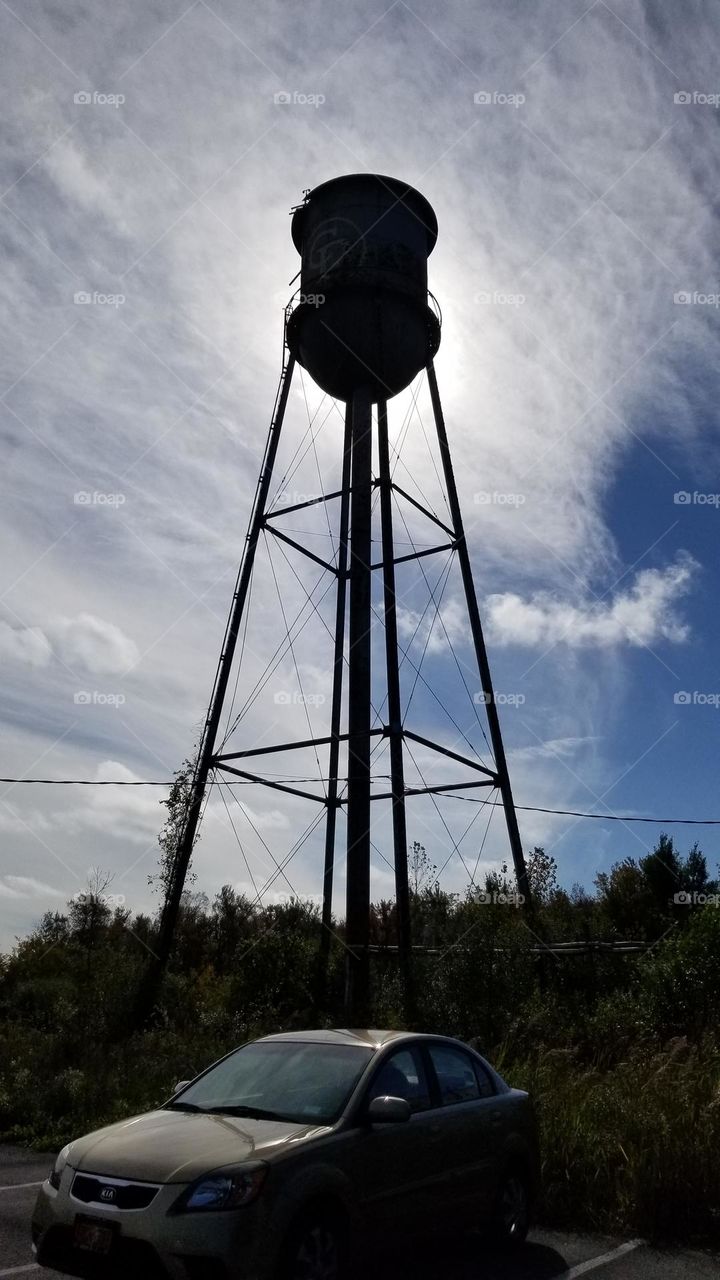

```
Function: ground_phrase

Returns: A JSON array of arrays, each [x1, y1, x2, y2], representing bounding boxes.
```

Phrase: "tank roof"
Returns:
[[291, 173, 438, 254]]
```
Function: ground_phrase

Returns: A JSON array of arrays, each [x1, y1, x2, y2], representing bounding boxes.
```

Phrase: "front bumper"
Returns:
[[32, 1171, 276, 1280]]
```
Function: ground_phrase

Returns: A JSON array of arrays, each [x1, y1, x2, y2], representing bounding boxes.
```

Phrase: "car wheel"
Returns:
[[281, 1212, 347, 1280], [490, 1168, 530, 1246]]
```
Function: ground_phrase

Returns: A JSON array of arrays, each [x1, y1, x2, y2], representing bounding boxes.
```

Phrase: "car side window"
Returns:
[[368, 1047, 431, 1113], [473, 1059, 497, 1099], [427, 1044, 480, 1106]]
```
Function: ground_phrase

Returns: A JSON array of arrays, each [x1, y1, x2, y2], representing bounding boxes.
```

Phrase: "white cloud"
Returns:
[[207, 798, 289, 832], [0, 613, 138, 674], [56, 761, 164, 845], [510, 737, 597, 763], [47, 613, 139, 674], [0, 875, 65, 900], [485, 555, 697, 649], [0, 621, 52, 667], [397, 597, 467, 656], [44, 137, 128, 230]]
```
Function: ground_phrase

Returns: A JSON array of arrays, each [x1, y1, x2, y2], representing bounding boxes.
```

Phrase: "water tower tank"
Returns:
[[287, 173, 441, 403]]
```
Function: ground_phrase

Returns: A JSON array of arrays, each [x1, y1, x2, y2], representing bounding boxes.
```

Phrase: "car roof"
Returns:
[[256, 1024, 415, 1044], [257, 1029, 457, 1050]]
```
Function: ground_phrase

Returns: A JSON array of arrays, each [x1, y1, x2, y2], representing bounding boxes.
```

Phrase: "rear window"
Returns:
[[427, 1044, 481, 1106]]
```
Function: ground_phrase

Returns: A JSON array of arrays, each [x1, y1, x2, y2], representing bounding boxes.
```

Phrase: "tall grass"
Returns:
[[499, 1038, 720, 1240]]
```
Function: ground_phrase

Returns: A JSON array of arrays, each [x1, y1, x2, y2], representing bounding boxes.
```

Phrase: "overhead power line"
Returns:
[[0, 777, 719, 825]]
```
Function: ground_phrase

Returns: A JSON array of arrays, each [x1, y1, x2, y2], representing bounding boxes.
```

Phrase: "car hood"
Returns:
[[68, 1109, 330, 1183]]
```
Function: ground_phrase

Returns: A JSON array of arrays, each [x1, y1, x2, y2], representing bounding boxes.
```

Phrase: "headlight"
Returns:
[[49, 1145, 71, 1190], [174, 1164, 268, 1213]]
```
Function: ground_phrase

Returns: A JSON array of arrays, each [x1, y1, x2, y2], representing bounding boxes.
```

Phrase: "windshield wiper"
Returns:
[[203, 1104, 292, 1121], [165, 1100, 204, 1112]]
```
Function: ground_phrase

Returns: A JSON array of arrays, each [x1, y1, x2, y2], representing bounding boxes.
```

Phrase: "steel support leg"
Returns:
[[317, 402, 353, 1000], [135, 355, 297, 1025], [377, 400, 414, 1021], [427, 362, 531, 911], [344, 387, 373, 1022]]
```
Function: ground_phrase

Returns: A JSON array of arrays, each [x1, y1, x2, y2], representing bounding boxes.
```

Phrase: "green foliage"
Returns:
[[1, 833, 720, 1242], [502, 1039, 720, 1240], [149, 756, 198, 897]]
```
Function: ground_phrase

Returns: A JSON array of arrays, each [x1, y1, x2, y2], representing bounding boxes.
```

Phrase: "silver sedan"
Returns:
[[33, 1028, 540, 1280]]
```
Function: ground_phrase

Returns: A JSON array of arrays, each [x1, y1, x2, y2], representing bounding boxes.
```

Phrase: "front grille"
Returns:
[[72, 1172, 160, 1209], [38, 1224, 169, 1279]]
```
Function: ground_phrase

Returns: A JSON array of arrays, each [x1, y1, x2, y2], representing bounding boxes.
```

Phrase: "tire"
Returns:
[[489, 1167, 530, 1247], [280, 1209, 348, 1280]]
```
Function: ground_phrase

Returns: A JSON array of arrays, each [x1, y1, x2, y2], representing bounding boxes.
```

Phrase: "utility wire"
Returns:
[[3, 777, 720, 826]]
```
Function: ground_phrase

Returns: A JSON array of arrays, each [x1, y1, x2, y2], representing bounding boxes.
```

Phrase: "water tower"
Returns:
[[149, 174, 530, 1025]]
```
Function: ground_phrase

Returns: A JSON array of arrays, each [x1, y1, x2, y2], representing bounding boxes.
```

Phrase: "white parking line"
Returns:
[[0, 1266, 39, 1277], [562, 1239, 645, 1277], [0, 1182, 42, 1192]]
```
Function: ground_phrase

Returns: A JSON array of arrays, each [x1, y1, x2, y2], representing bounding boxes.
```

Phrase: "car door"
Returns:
[[423, 1042, 504, 1228], [343, 1043, 446, 1239]]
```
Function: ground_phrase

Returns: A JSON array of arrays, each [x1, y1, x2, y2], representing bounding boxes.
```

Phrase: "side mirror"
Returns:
[[173, 1080, 191, 1095], [367, 1095, 411, 1125]]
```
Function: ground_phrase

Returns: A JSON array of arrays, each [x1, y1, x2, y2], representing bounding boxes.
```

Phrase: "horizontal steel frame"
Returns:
[[264, 488, 347, 519], [214, 761, 327, 805], [215, 727, 385, 763], [368, 541, 456, 571], [390, 483, 456, 539], [263, 524, 338, 575], [402, 730, 497, 779], [337, 778, 497, 803]]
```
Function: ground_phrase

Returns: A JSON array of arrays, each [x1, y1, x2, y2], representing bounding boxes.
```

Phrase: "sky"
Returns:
[[1, 0, 720, 949]]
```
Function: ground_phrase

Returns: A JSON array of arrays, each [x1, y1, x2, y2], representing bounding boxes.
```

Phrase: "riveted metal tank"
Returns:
[[287, 173, 441, 403]]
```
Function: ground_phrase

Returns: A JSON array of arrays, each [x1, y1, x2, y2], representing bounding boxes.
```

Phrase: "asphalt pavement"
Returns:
[[1, 1144, 717, 1279]]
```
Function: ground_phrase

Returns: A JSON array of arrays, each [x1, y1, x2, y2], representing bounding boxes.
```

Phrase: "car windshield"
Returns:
[[167, 1041, 373, 1125]]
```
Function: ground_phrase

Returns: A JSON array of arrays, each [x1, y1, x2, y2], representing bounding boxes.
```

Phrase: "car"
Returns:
[[32, 1028, 540, 1280]]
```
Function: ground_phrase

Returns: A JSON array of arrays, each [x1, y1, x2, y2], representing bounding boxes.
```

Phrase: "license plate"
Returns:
[[74, 1216, 116, 1254]]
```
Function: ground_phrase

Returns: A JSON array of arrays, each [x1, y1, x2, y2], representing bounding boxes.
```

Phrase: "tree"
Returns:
[[595, 857, 656, 937], [408, 841, 438, 896], [526, 847, 559, 905], [149, 756, 198, 898], [639, 834, 682, 914]]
